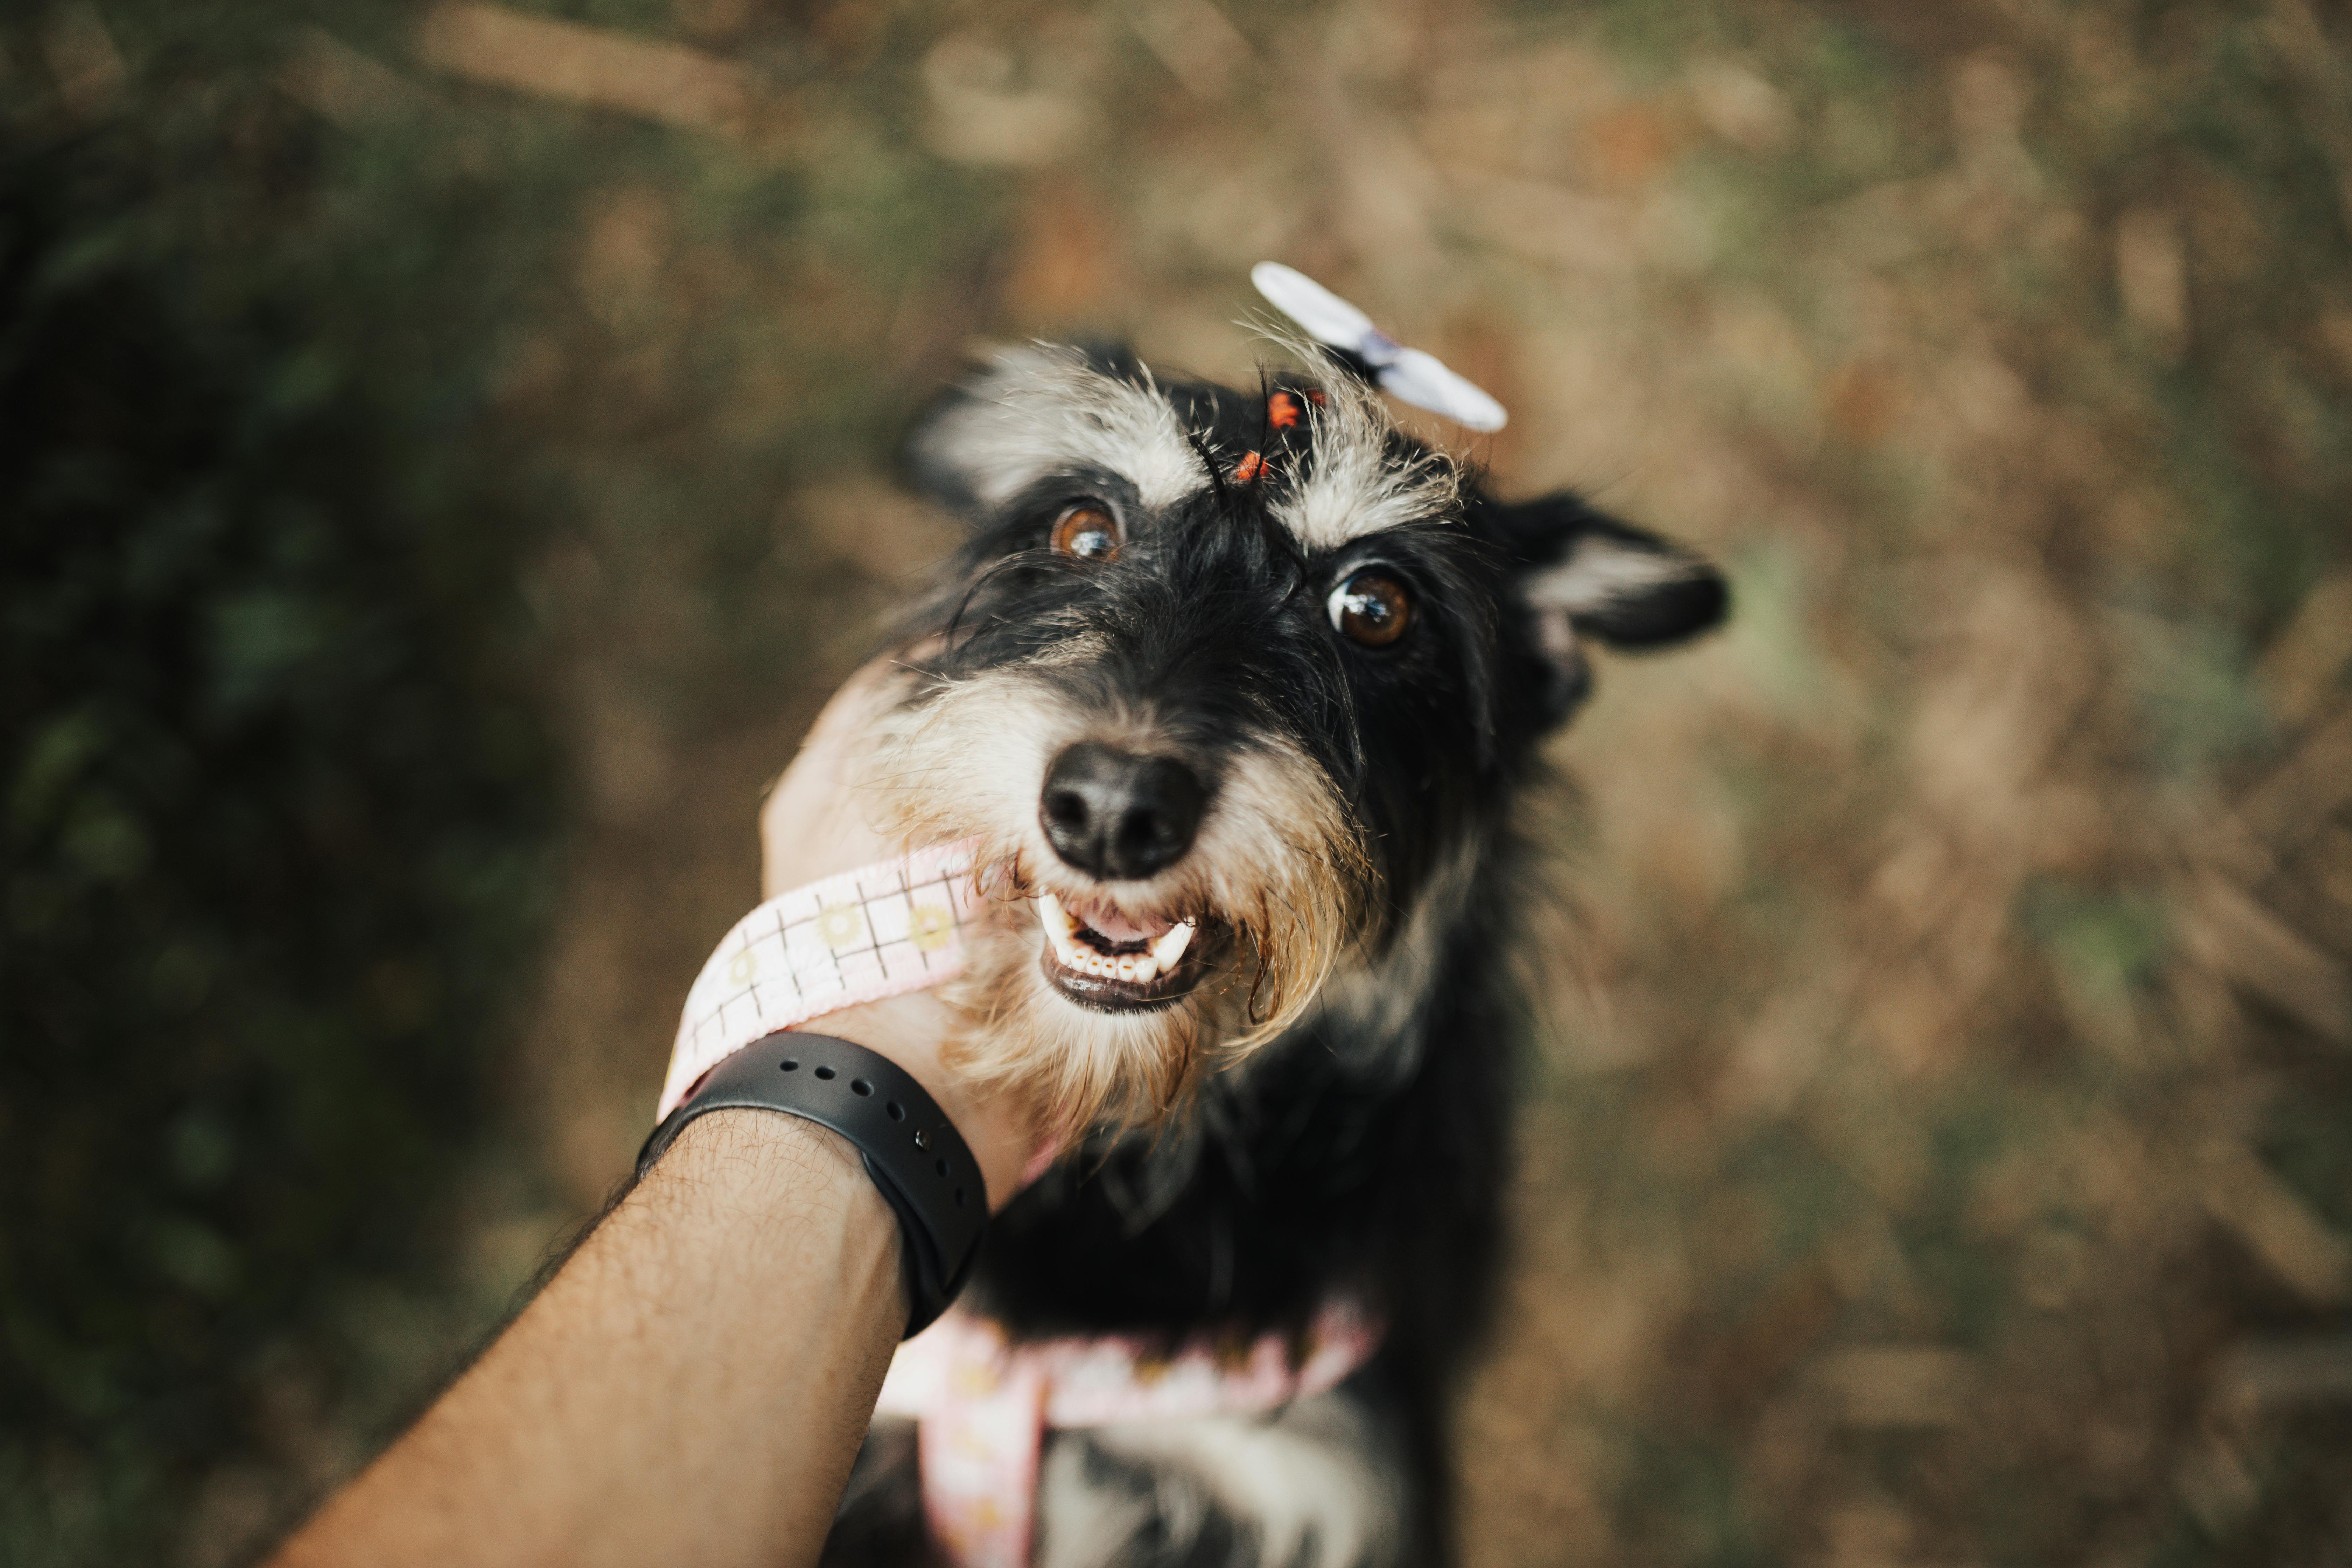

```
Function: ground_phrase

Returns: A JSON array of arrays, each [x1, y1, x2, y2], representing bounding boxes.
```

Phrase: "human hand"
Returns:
[[754, 659, 1039, 1211]]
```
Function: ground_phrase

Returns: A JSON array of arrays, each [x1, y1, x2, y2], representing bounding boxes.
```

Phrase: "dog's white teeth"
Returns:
[[1085, 951, 1130, 980], [1041, 899, 1196, 987], [1037, 893, 1082, 964], [1152, 920, 1196, 969]]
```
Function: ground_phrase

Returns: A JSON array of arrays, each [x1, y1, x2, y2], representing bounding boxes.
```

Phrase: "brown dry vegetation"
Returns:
[[13, 0, 2352, 1563]]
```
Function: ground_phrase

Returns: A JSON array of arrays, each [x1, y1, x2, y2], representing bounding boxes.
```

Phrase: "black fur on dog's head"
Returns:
[[866, 342, 1725, 1136]]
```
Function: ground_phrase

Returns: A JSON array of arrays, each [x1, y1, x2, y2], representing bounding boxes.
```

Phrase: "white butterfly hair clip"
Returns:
[[1250, 262, 1508, 433]]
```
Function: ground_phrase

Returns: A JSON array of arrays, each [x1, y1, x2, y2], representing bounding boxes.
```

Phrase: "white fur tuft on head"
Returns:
[[911, 345, 1209, 513], [1266, 346, 1464, 551]]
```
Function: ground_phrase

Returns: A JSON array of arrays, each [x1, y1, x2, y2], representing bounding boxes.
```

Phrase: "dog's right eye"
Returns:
[[1327, 570, 1415, 649], [1050, 503, 1121, 562]]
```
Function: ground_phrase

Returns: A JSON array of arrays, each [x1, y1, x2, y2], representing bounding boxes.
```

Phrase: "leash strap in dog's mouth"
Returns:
[[656, 838, 985, 1121]]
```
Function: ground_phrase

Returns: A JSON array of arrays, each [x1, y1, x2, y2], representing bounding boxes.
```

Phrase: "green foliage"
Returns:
[[0, 108, 555, 1561]]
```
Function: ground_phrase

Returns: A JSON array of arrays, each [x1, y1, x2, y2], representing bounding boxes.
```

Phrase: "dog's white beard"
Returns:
[[861, 661, 1364, 1139]]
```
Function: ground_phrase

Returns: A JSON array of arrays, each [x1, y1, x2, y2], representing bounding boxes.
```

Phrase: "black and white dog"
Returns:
[[827, 338, 1726, 1568]]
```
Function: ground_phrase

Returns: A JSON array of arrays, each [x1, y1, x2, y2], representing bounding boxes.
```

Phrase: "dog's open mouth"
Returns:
[[1035, 891, 1209, 1011]]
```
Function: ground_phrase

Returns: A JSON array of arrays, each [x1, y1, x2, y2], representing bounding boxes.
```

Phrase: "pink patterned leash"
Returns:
[[658, 837, 987, 1120], [874, 1301, 1383, 1568]]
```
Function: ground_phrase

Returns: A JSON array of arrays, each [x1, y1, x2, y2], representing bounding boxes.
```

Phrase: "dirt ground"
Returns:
[[52, 0, 2351, 1561]]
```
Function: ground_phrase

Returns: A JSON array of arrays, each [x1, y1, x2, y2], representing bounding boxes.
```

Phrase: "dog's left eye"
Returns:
[[1327, 570, 1415, 648], [1050, 503, 1121, 561]]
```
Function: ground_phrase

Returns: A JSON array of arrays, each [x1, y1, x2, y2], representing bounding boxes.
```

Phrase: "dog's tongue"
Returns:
[[1067, 896, 1175, 943]]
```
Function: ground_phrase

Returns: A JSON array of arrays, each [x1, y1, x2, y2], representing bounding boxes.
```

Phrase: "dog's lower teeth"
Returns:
[[1037, 896, 1199, 987]]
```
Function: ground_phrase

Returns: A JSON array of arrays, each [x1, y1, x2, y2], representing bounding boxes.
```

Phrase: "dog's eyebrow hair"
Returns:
[[1264, 352, 1463, 550], [923, 346, 1211, 512]]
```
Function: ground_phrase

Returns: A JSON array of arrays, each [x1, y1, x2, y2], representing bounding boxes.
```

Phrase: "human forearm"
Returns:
[[272, 1111, 903, 1568], [275, 664, 1043, 1566]]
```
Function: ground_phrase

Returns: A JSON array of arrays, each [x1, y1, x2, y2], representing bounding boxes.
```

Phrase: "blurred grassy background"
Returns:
[[4, 0, 2350, 1563]]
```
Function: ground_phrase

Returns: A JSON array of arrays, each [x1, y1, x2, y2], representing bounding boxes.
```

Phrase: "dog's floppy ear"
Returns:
[[1473, 491, 1728, 721]]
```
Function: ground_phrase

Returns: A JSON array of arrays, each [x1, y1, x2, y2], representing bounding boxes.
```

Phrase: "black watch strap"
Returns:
[[635, 1031, 987, 1336]]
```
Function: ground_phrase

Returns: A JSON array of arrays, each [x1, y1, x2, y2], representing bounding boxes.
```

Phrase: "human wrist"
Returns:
[[642, 1109, 887, 1229], [653, 851, 1038, 1266], [642, 1031, 987, 1335]]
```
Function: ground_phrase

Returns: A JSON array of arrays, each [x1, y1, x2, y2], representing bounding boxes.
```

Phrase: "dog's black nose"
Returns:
[[1039, 743, 1206, 881]]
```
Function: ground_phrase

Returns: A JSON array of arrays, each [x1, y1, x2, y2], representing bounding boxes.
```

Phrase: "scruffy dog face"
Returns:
[[869, 345, 1725, 1136]]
